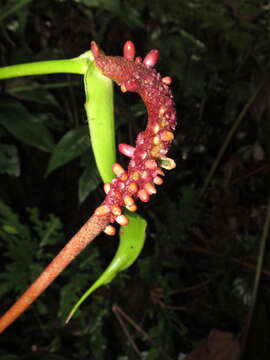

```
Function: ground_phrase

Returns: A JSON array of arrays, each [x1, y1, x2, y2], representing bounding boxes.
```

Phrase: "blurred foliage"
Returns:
[[1, 0, 270, 359]]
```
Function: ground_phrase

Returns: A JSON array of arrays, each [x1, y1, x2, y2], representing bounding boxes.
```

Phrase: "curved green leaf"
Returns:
[[66, 212, 147, 323], [46, 126, 90, 176], [9, 86, 60, 107], [0, 101, 54, 153]]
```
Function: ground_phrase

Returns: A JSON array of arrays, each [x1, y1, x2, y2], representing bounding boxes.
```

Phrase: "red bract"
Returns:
[[91, 40, 177, 234]]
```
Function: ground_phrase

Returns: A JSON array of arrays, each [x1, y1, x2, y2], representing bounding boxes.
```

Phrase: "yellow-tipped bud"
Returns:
[[153, 136, 160, 145], [159, 106, 166, 116], [120, 84, 127, 93], [112, 206, 122, 216], [104, 225, 116, 236], [160, 130, 174, 142], [151, 145, 161, 158], [153, 123, 160, 134], [160, 157, 176, 170], [153, 176, 164, 185], [103, 182, 111, 194], [112, 163, 125, 177], [144, 182, 157, 194], [161, 76, 172, 85], [131, 171, 140, 181], [124, 195, 134, 206], [116, 214, 129, 226], [127, 182, 139, 194], [120, 172, 129, 182], [126, 204, 137, 212], [138, 189, 150, 202], [95, 205, 110, 217]]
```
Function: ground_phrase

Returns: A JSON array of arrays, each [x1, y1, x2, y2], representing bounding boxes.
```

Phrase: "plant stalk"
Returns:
[[0, 56, 91, 80]]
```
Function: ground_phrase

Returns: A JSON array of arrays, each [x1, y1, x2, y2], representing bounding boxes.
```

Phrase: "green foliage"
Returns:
[[0, 144, 19, 176], [0, 200, 63, 294], [0, 100, 55, 153], [79, 153, 101, 204], [1, 0, 270, 358], [45, 126, 89, 176]]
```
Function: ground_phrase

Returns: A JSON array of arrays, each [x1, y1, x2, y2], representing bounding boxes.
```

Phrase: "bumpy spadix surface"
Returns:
[[91, 41, 177, 234]]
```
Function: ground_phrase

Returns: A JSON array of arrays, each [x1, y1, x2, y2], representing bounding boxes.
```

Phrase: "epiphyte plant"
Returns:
[[0, 40, 177, 332]]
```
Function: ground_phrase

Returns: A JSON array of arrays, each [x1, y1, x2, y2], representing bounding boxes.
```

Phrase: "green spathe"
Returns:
[[66, 212, 147, 323]]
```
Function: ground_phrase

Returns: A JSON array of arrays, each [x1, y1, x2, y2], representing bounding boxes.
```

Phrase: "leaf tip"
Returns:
[[65, 311, 74, 324]]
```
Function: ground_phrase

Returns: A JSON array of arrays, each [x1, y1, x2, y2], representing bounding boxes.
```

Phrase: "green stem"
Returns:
[[0, 0, 32, 22], [0, 53, 92, 80]]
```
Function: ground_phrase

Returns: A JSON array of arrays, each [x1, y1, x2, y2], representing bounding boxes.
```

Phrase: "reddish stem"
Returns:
[[0, 212, 110, 333]]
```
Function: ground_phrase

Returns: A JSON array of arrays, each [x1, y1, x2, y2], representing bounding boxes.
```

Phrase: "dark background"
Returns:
[[0, 0, 270, 359]]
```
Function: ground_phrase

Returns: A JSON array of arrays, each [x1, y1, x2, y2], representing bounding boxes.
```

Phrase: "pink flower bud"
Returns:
[[143, 49, 159, 67], [123, 40, 136, 61], [118, 143, 136, 157]]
